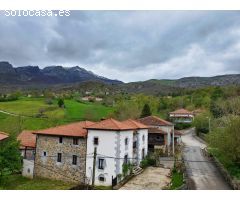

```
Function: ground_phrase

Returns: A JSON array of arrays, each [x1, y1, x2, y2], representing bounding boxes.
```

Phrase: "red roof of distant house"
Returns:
[[86, 118, 135, 131], [17, 130, 36, 148], [33, 121, 95, 137], [138, 116, 173, 126], [122, 119, 148, 129], [169, 109, 193, 115], [0, 131, 9, 141]]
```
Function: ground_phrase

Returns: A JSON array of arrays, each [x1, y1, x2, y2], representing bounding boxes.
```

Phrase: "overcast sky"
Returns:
[[0, 11, 240, 82]]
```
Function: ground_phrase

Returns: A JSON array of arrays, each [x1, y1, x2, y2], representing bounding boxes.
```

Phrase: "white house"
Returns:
[[85, 118, 148, 186], [169, 108, 195, 123]]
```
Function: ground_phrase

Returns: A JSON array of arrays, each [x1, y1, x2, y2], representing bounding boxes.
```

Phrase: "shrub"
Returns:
[[140, 159, 149, 169], [58, 99, 65, 108], [175, 123, 191, 130]]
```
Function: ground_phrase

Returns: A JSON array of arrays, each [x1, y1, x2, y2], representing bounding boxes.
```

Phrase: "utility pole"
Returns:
[[92, 147, 97, 187], [172, 127, 175, 155], [208, 117, 211, 133]]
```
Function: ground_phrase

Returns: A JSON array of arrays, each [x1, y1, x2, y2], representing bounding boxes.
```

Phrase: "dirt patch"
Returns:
[[120, 167, 171, 190]]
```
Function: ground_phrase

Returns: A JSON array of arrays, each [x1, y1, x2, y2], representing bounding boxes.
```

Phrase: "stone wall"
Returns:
[[34, 135, 87, 184]]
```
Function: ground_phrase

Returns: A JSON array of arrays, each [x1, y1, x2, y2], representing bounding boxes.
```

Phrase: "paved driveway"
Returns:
[[120, 167, 171, 190], [182, 129, 231, 190]]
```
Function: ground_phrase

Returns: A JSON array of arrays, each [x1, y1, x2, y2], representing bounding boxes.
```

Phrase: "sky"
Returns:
[[0, 11, 240, 82]]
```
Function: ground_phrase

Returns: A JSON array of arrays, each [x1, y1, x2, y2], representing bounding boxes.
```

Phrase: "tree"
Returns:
[[58, 98, 65, 108], [206, 116, 240, 167], [140, 103, 152, 118], [0, 136, 22, 179]]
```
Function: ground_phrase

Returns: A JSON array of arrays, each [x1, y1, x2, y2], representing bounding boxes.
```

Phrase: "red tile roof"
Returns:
[[86, 118, 135, 131], [0, 131, 9, 141], [138, 116, 173, 126], [169, 108, 193, 115], [17, 130, 36, 148], [122, 119, 148, 129], [33, 121, 95, 137]]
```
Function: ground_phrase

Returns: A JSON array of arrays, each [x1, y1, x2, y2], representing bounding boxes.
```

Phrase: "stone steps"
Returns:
[[132, 166, 143, 175]]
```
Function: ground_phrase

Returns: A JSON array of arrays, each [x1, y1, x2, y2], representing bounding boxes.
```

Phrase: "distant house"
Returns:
[[17, 130, 36, 178], [85, 118, 148, 186], [81, 96, 103, 102], [33, 121, 95, 184], [169, 108, 194, 123], [138, 116, 181, 153], [0, 131, 9, 142]]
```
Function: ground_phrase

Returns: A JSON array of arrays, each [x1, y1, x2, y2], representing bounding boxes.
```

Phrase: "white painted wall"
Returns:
[[22, 159, 34, 179], [136, 129, 148, 165], [86, 129, 148, 186]]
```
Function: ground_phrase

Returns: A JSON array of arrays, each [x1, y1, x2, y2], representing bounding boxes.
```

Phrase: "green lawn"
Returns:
[[0, 98, 114, 136], [0, 175, 76, 190]]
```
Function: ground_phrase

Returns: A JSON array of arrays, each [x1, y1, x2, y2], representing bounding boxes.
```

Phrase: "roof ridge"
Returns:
[[110, 118, 123, 129]]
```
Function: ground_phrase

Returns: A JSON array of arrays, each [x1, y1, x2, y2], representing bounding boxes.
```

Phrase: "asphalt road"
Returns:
[[181, 128, 231, 190]]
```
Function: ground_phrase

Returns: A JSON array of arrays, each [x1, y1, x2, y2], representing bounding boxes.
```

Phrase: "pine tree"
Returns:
[[140, 103, 152, 118]]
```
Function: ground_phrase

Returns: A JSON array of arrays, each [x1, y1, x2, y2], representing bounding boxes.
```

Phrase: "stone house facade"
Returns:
[[33, 121, 95, 184], [34, 134, 87, 183]]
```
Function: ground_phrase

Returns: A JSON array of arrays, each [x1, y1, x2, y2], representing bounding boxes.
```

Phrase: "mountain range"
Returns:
[[0, 61, 122, 85], [0, 61, 240, 94]]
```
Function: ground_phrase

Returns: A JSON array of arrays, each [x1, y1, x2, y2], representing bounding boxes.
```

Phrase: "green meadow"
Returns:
[[0, 98, 114, 136]]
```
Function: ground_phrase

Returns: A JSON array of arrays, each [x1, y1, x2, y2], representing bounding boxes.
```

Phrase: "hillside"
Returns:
[[0, 61, 122, 86], [1, 61, 240, 95]]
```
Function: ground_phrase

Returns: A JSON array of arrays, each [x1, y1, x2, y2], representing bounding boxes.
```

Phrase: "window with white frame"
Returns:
[[94, 137, 99, 145], [98, 158, 104, 169]]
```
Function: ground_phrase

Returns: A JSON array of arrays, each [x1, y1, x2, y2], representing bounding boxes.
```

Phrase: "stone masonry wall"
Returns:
[[34, 135, 87, 184]]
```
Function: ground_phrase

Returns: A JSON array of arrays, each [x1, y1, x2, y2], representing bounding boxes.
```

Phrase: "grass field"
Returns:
[[0, 175, 76, 190], [0, 98, 114, 136]]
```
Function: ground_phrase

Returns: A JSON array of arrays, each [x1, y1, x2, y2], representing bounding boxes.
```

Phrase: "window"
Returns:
[[59, 137, 63, 144], [98, 174, 105, 182], [98, 158, 104, 169], [43, 151, 47, 156], [94, 137, 99, 145], [57, 153, 62, 162], [125, 138, 128, 146], [124, 154, 128, 164], [72, 155, 77, 165], [133, 141, 137, 148], [73, 138, 79, 145], [142, 149, 145, 160], [142, 135, 145, 142]]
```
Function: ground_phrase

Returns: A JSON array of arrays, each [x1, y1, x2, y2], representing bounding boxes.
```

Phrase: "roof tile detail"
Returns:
[[17, 130, 36, 148], [34, 121, 95, 137]]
